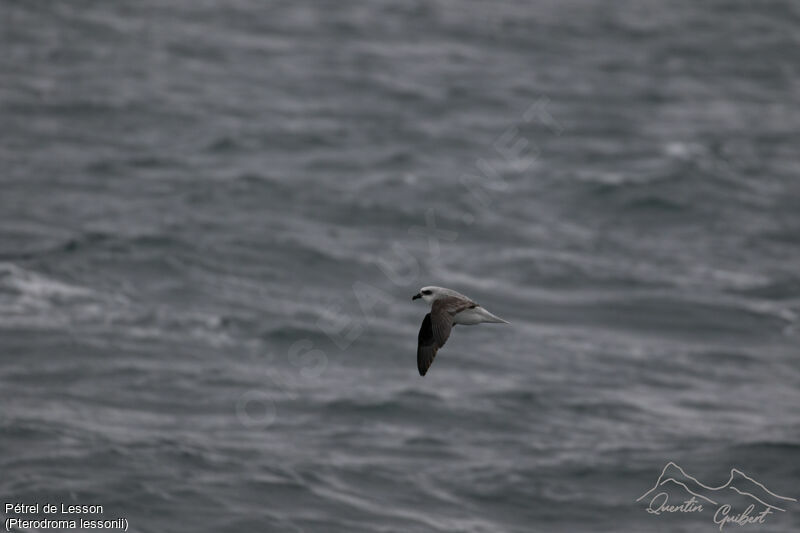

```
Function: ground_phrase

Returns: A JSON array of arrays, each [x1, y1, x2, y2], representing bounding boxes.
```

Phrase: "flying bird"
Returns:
[[412, 286, 509, 376]]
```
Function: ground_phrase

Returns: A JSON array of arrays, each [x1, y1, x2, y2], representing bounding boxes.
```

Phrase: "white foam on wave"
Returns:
[[0, 262, 238, 346], [0, 262, 93, 299], [0, 262, 98, 329]]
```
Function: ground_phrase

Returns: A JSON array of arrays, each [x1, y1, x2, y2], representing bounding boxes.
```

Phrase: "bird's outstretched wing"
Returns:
[[417, 296, 477, 376]]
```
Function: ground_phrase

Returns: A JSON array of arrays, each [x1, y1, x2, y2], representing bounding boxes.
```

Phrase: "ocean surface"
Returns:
[[2, 1, 799, 532]]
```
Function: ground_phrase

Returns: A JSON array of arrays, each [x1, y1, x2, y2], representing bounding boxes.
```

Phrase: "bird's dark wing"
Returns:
[[417, 312, 448, 376], [416, 297, 475, 376]]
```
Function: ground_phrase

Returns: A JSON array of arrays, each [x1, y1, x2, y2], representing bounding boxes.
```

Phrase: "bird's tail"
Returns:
[[478, 307, 510, 324]]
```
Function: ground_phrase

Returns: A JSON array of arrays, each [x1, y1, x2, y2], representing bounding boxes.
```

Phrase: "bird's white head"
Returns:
[[412, 286, 446, 304]]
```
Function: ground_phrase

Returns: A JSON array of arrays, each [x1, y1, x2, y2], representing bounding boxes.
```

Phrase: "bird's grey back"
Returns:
[[433, 294, 477, 316], [431, 287, 474, 304]]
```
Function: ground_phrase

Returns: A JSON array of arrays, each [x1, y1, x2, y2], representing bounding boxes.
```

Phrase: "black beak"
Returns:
[[412, 293, 421, 300]]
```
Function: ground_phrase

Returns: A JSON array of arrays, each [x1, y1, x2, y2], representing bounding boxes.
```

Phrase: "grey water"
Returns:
[[2, 1, 799, 532]]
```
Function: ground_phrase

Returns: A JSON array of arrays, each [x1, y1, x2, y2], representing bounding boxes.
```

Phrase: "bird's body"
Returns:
[[412, 286, 509, 376]]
